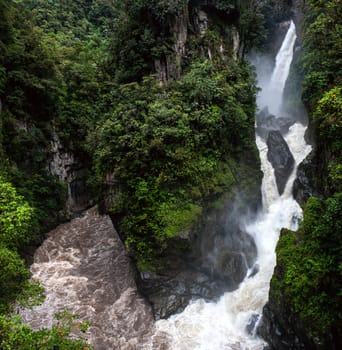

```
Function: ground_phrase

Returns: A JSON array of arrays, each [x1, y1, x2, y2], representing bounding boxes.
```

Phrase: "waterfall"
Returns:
[[152, 21, 311, 350], [259, 21, 297, 115], [18, 20, 310, 350]]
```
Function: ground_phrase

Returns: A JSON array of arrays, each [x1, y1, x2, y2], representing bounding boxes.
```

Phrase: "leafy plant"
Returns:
[[0, 311, 92, 349]]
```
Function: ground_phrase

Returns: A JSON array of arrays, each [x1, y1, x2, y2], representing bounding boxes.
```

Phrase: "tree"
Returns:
[[0, 175, 36, 249]]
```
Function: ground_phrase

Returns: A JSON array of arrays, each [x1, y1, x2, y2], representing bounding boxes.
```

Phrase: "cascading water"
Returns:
[[152, 21, 312, 350], [258, 21, 297, 115]]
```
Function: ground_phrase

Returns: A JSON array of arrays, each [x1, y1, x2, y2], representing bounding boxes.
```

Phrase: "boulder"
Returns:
[[256, 107, 294, 139], [138, 267, 228, 320], [293, 149, 324, 205], [267, 130, 295, 195]]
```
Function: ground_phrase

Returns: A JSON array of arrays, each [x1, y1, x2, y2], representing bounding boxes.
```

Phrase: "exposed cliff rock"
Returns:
[[155, 6, 189, 82], [293, 149, 323, 206], [154, 2, 240, 82], [49, 132, 91, 213]]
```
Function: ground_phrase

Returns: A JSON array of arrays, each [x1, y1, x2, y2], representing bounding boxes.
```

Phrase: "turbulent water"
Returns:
[[20, 20, 311, 350], [152, 20, 312, 349], [19, 208, 154, 350]]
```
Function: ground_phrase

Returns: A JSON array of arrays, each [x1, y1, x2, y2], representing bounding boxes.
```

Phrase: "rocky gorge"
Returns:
[[0, 0, 340, 349]]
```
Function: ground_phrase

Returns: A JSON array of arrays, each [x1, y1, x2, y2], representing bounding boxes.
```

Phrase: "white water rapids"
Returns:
[[152, 21, 312, 350], [19, 20, 312, 350]]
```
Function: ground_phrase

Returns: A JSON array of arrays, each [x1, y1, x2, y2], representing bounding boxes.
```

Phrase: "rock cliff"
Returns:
[[154, 1, 240, 83]]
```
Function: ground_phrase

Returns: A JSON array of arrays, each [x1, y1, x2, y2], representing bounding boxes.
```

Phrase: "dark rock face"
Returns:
[[267, 130, 295, 195], [258, 302, 309, 350], [154, 2, 240, 83], [256, 107, 294, 139], [246, 313, 260, 335], [196, 226, 257, 287], [138, 263, 228, 320], [293, 149, 323, 206], [49, 132, 91, 214], [138, 195, 259, 319]]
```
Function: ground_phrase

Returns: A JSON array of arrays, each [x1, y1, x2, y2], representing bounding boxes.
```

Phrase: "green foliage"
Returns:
[[238, 0, 267, 56], [314, 87, 342, 155], [273, 194, 342, 338], [313, 87, 342, 191], [90, 59, 259, 266], [0, 175, 37, 248], [0, 175, 41, 312], [299, 0, 342, 196], [0, 0, 110, 231], [0, 174, 90, 348], [0, 247, 29, 311], [21, 0, 110, 150], [2, 0, 261, 305], [0, 311, 92, 349], [301, 0, 342, 110]]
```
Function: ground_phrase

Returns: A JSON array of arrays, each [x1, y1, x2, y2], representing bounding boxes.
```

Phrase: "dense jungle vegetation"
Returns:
[[0, 0, 266, 346], [0, 0, 341, 348], [270, 0, 342, 346]]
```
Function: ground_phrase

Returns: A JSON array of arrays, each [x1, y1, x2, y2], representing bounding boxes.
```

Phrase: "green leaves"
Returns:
[[302, 0, 342, 110], [274, 194, 342, 337], [314, 87, 342, 152], [0, 176, 36, 248], [0, 311, 92, 350], [90, 58, 258, 267], [0, 176, 38, 311]]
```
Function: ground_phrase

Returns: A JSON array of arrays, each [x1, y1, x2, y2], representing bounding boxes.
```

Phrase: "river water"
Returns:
[[20, 20, 311, 350], [151, 20, 312, 350], [19, 208, 155, 349]]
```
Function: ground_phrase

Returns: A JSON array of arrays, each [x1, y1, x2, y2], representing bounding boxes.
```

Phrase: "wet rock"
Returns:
[[217, 251, 247, 285], [267, 130, 295, 195], [208, 228, 257, 284], [256, 107, 294, 139], [246, 313, 260, 335], [139, 267, 227, 320], [248, 263, 260, 278], [293, 149, 323, 206], [138, 196, 259, 319], [258, 299, 330, 350], [258, 302, 302, 350]]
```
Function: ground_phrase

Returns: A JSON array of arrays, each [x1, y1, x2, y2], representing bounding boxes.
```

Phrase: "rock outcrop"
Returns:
[[154, 2, 240, 83], [49, 132, 91, 213], [267, 130, 295, 195], [256, 107, 294, 139], [258, 230, 339, 350], [138, 194, 259, 319]]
